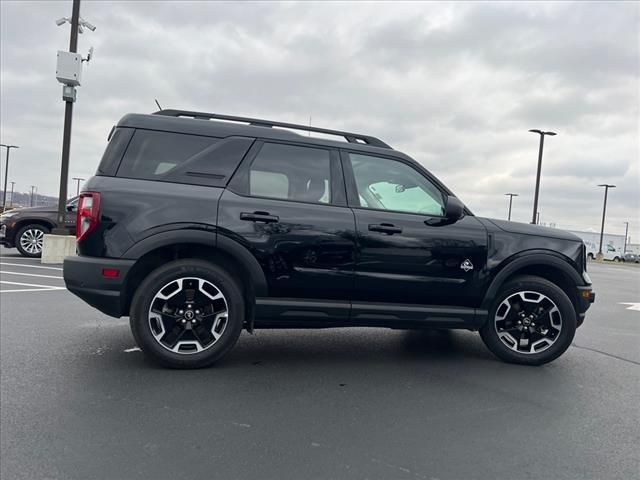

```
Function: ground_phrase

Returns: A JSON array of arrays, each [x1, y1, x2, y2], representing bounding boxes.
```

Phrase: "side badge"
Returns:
[[460, 259, 474, 272]]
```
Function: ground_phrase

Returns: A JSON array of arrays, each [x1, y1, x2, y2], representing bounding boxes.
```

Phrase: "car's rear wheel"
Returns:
[[587, 253, 594, 260], [15, 224, 49, 258], [613, 256, 621, 262], [480, 275, 576, 365], [130, 259, 245, 369]]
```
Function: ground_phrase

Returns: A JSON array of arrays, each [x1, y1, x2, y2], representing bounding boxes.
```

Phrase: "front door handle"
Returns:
[[368, 223, 402, 234], [240, 211, 279, 223]]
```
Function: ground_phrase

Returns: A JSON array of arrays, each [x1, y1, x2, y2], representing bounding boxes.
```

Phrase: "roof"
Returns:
[[116, 110, 414, 159]]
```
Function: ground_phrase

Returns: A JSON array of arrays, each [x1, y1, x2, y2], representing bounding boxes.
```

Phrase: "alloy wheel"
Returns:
[[19, 228, 45, 255], [148, 277, 229, 354], [494, 290, 562, 354]]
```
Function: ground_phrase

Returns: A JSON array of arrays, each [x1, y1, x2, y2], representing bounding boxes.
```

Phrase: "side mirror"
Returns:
[[66, 204, 76, 212], [444, 195, 464, 221]]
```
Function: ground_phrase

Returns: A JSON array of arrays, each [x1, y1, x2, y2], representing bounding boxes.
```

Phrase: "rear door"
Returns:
[[218, 141, 356, 320], [343, 151, 488, 309]]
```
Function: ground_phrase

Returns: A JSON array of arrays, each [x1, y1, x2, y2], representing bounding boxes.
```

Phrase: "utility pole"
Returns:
[[597, 184, 616, 260], [30, 185, 36, 207], [623, 221, 629, 254], [53, 0, 94, 233], [72, 177, 85, 197], [9, 181, 15, 207], [529, 129, 556, 224], [0, 144, 19, 212], [505, 193, 518, 221], [536, 211, 540, 225], [53, 0, 80, 233]]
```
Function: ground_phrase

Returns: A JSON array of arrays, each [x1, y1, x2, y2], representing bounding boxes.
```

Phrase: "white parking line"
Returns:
[[0, 271, 64, 280], [0, 262, 63, 271], [0, 280, 66, 293]]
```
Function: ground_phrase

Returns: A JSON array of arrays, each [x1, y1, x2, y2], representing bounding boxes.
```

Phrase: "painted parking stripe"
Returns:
[[0, 271, 63, 280], [0, 262, 63, 271], [620, 303, 640, 311], [0, 280, 66, 293]]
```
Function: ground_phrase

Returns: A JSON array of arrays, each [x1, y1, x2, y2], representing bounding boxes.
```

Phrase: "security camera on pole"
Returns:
[[42, 0, 95, 263]]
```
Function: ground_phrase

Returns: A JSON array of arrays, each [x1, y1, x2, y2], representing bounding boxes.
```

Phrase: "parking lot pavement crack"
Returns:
[[571, 343, 640, 366]]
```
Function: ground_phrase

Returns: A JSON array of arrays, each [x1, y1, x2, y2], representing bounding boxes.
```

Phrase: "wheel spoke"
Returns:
[[147, 276, 229, 355], [494, 290, 562, 355]]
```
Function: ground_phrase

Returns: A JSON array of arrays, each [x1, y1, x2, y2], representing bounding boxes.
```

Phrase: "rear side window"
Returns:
[[116, 130, 217, 181], [248, 143, 331, 204]]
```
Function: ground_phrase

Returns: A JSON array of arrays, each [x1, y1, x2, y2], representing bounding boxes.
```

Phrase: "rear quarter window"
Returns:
[[96, 127, 134, 176], [116, 130, 218, 181]]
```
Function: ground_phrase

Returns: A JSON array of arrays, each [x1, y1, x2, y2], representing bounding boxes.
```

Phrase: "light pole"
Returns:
[[597, 184, 616, 260], [0, 144, 19, 212], [72, 177, 85, 197], [53, 0, 95, 233], [529, 129, 556, 224], [9, 181, 15, 207], [623, 221, 629, 254], [505, 193, 518, 221], [30, 185, 36, 207]]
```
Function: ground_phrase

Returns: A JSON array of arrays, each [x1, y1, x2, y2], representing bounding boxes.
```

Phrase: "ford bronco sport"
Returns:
[[63, 110, 595, 368]]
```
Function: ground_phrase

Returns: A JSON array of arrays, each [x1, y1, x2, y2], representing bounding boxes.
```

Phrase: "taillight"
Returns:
[[76, 192, 101, 241]]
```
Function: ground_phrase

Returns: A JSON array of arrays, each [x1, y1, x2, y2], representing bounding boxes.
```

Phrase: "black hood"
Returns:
[[481, 218, 582, 242]]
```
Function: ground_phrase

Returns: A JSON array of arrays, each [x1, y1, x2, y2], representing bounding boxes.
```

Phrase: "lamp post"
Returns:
[[72, 177, 85, 197], [597, 184, 616, 260], [623, 221, 629, 254], [0, 144, 19, 212], [53, 0, 95, 233], [505, 193, 518, 221], [9, 181, 15, 207], [529, 129, 556, 224], [30, 185, 36, 207]]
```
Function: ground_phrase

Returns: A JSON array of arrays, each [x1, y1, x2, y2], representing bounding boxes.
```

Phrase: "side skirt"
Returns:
[[254, 298, 487, 330]]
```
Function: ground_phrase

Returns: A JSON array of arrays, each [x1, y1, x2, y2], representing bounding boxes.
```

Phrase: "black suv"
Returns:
[[63, 110, 595, 368], [0, 199, 77, 257]]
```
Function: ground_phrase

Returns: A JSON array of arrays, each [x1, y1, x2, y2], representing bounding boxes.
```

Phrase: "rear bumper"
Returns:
[[63, 255, 135, 318]]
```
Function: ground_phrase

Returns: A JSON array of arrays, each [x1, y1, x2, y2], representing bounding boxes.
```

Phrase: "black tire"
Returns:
[[480, 275, 576, 366], [587, 253, 594, 260], [130, 259, 245, 369], [15, 224, 49, 258], [613, 256, 620, 263]]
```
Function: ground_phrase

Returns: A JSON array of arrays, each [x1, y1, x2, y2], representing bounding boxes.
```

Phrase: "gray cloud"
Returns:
[[1, 1, 638, 240]]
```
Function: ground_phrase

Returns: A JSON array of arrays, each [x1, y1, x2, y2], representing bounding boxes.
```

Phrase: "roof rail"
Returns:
[[153, 109, 392, 149]]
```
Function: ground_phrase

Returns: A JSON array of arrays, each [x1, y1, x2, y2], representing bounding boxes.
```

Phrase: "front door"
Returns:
[[343, 151, 488, 309]]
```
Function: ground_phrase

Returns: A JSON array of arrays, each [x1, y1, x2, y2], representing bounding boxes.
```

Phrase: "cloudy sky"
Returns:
[[1, 1, 638, 240]]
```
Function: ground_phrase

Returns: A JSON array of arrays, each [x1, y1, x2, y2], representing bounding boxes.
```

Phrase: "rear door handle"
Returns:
[[368, 223, 402, 234], [240, 211, 279, 223]]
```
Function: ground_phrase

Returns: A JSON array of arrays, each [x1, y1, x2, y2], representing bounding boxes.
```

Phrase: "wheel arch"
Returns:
[[482, 252, 583, 316], [121, 230, 267, 328], [13, 218, 55, 238]]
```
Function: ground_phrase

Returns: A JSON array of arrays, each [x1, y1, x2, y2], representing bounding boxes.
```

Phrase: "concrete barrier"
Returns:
[[42, 234, 76, 264]]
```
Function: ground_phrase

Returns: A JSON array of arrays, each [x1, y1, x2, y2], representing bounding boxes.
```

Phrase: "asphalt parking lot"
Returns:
[[1, 246, 638, 480]]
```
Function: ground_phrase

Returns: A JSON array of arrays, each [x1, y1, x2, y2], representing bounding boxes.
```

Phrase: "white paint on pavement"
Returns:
[[0, 280, 66, 293], [124, 347, 141, 353], [0, 271, 63, 280], [0, 262, 63, 271], [620, 302, 640, 311]]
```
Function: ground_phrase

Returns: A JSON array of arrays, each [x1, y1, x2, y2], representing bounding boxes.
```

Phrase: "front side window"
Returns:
[[248, 143, 331, 204], [348, 153, 445, 216]]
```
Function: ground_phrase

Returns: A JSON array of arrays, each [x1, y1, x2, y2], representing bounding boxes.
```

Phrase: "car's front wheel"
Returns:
[[15, 224, 49, 257], [130, 259, 245, 369], [480, 275, 576, 366]]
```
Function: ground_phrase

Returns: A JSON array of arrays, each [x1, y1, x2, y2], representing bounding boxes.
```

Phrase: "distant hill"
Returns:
[[0, 190, 58, 208]]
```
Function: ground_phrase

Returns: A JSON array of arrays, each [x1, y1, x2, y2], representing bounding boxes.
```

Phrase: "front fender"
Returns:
[[481, 250, 584, 311]]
